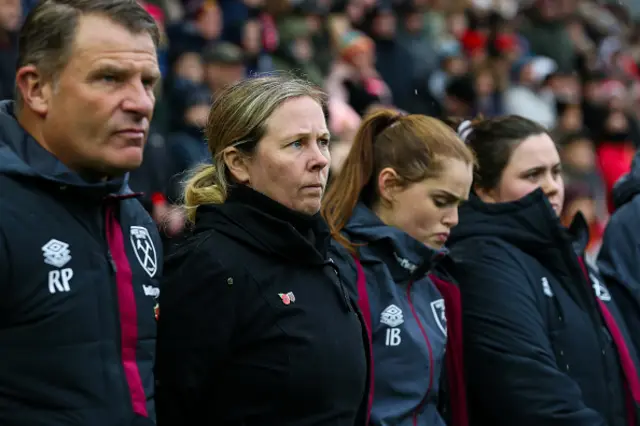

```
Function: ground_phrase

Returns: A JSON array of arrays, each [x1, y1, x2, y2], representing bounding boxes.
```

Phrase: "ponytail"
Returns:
[[183, 163, 227, 223], [322, 108, 404, 253]]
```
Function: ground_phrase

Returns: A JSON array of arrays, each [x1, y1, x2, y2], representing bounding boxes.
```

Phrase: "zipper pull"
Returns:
[[107, 251, 117, 273], [327, 258, 353, 312]]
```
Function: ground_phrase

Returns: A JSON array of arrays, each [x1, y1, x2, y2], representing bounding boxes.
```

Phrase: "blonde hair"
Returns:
[[183, 74, 327, 222]]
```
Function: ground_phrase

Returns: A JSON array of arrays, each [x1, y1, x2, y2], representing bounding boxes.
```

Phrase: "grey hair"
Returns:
[[16, 0, 159, 105]]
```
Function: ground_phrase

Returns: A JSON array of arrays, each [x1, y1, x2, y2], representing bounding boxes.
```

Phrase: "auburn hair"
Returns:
[[322, 108, 475, 253]]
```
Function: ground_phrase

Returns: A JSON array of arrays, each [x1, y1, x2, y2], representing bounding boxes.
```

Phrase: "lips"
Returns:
[[116, 129, 146, 137], [434, 233, 450, 242], [303, 184, 323, 190]]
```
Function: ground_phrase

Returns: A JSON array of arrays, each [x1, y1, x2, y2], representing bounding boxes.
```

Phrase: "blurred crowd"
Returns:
[[2, 0, 640, 259]]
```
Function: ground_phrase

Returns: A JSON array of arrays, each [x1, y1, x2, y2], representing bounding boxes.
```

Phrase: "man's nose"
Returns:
[[121, 80, 155, 119]]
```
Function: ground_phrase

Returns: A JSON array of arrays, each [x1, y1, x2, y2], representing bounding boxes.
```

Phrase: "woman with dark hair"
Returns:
[[445, 115, 640, 426], [323, 108, 475, 426]]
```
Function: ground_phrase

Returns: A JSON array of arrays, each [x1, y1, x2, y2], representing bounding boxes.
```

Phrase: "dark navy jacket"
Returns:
[[598, 150, 640, 357], [448, 189, 640, 426], [156, 185, 368, 426], [329, 203, 448, 426], [0, 101, 162, 426]]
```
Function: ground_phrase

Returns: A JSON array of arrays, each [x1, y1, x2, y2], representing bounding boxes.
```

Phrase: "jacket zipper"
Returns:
[[328, 258, 354, 312], [573, 255, 614, 418], [103, 203, 136, 414], [406, 280, 434, 425]]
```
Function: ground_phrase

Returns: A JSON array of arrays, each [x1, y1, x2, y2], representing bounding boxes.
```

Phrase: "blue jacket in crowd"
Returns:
[[329, 203, 449, 426], [598, 150, 640, 361]]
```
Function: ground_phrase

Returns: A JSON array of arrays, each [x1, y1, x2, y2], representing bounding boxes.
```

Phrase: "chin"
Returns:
[[296, 199, 322, 216], [107, 152, 144, 172], [425, 239, 444, 250]]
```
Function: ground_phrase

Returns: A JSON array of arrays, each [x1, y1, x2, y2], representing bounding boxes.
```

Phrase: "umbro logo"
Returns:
[[42, 238, 74, 294], [380, 304, 404, 327], [42, 239, 71, 268]]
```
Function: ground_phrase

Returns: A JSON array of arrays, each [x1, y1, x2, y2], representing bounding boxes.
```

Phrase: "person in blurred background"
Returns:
[[595, 108, 636, 214], [166, 0, 221, 63], [326, 29, 391, 116], [0, 0, 20, 100], [323, 109, 474, 426], [560, 182, 604, 264], [202, 41, 247, 96], [558, 131, 604, 194], [155, 75, 369, 426], [165, 82, 211, 203], [446, 115, 640, 426]]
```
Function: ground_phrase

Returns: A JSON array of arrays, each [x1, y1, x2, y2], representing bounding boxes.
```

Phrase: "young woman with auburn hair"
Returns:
[[322, 108, 475, 426]]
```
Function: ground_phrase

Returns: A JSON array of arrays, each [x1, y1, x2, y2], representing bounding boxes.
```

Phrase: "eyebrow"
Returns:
[[281, 131, 331, 142], [432, 189, 467, 201], [522, 162, 562, 174], [91, 64, 161, 80]]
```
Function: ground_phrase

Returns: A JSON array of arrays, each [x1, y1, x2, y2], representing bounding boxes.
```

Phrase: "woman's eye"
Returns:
[[319, 138, 330, 147], [524, 172, 540, 181], [434, 198, 448, 208]]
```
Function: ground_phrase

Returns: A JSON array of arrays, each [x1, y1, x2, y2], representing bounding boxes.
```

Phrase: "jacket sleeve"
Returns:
[[155, 240, 240, 426], [598, 201, 640, 305], [452, 240, 607, 426], [0, 228, 9, 289], [596, 202, 640, 354]]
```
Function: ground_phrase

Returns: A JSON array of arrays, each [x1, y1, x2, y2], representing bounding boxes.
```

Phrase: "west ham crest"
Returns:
[[430, 299, 447, 336], [130, 226, 158, 278]]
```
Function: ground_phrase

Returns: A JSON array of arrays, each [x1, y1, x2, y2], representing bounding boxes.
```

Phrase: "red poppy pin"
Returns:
[[154, 303, 160, 321], [278, 292, 296, 305]]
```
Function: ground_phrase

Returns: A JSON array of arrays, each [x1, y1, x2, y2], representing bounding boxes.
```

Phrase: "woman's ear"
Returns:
[[474, 184, 499, 204], [222, 148, 250, 184], [377, 167, 400, 205]]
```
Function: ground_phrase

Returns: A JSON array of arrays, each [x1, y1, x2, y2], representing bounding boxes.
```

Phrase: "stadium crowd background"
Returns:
[[1, 0, 639, 261]]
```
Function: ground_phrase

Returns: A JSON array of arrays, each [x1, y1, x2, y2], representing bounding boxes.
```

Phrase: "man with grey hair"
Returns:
[[0, 1, 163, 425]]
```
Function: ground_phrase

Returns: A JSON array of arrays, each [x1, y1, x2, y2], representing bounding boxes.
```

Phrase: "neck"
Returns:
[[371, 200, 392, 227], [17, 110, 50, 151], [0, 30, 8, 45]]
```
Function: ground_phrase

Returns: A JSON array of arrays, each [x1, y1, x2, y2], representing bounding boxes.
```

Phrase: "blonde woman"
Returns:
[[155, 75, 369, 426]]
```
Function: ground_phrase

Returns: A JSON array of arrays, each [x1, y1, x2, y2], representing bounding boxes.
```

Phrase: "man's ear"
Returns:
[[15, 65, 53, 116], [222, 147, 250, 184], [377, 167, 400, 205]]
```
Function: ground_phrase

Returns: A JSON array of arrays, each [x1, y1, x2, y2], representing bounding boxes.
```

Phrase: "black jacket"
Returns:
[[0, 101, 162, 425], [155, 184, 369, 426], [598, 150, 640, 357], [447, 189, 640, 426]]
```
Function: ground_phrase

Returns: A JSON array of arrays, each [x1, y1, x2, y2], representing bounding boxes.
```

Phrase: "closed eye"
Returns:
[[432, 193, 461, 208]]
